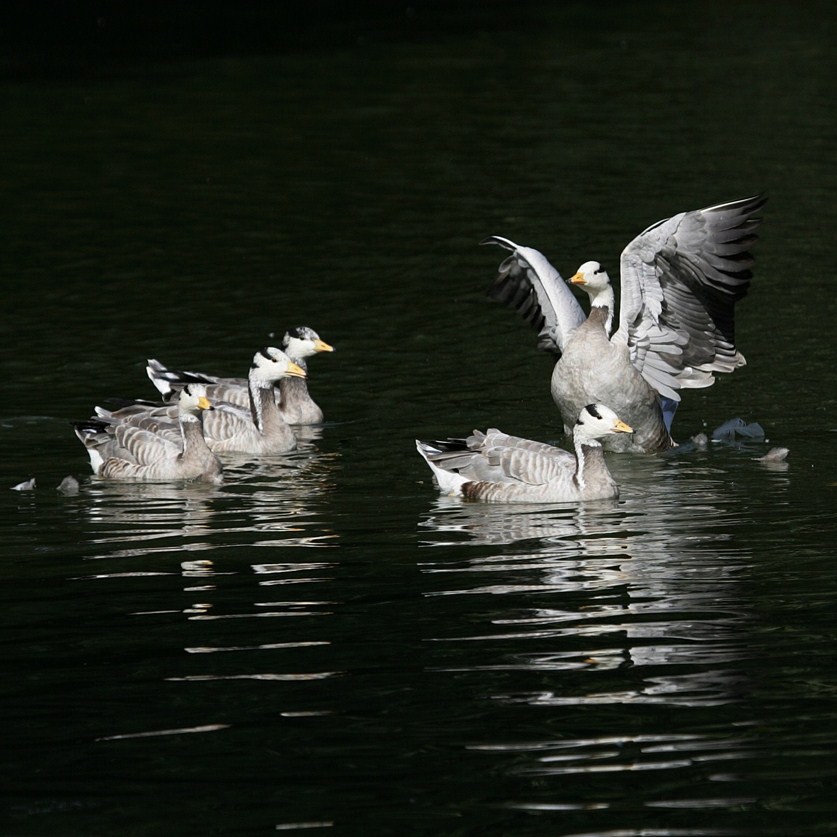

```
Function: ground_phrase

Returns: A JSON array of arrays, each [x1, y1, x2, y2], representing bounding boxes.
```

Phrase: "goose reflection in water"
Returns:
[[78, 448, 341, 563], [417, 447, 792, 712], [414, 446, 791, 817]]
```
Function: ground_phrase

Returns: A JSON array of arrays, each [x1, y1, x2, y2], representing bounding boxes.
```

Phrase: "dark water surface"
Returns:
[[2, 3, 837, 835]]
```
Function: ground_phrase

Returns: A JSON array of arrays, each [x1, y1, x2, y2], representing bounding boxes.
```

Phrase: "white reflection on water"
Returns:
[[68, 449, 343, 702], [419, 462, 756, 706], [417, 448, 782, 815], [184, 641, 329, 653], [76, 449, 341, 563], [518, 828, 738, 836], [166, 672, 340, 682], [97, 724, 231, 741]]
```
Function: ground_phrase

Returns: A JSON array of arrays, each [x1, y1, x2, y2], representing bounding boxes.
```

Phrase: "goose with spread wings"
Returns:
[[483, 195, 765, 453]]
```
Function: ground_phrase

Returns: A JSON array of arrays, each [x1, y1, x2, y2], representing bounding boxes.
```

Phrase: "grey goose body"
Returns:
[[417, 404, 633, 503], [147, 327, 333, 425], [73, 384, 222, 483], [138, 347, 305, 455], [484, 195, 765, 453]]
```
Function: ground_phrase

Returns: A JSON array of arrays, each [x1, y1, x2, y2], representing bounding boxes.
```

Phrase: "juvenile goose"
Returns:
[[417, 403, 633, 503], [133, 348, 305, 455], [73, 384, 222, 483], [147, 326, 334, 424], [483, 195, 765, 453]]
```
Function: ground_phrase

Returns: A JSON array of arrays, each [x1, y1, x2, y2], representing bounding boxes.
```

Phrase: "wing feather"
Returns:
[[147, 358, 248, 405], [201, 405, 255, 444], [421, 428, 574, 487], [95, 402, 185, 444], [483, 236, 585, 356], [615, 194, 764, 398], [492, 446, 574, 486], [112, 423, 181, 465]]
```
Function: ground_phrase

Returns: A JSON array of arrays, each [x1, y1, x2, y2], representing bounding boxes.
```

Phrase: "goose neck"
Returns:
[[249, 379, 284, 432], [573, 437, 602, 491], [179, 412, 205, 451], [589, 287, 615, 333]]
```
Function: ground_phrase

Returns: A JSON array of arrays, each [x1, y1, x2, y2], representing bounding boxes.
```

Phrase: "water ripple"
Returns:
[[416, 445, 765, 805], [74, 449, 340, 561]]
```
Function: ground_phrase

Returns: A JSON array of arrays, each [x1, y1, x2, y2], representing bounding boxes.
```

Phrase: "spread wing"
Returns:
[[614, 194, 765, 401], [483, 236, 586, 356]]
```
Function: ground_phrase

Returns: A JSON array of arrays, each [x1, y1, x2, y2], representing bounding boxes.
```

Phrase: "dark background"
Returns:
[[2, 1, 531, 78]]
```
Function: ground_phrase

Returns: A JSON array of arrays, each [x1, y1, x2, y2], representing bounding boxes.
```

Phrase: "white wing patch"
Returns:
[[484, 237, 586, 356]]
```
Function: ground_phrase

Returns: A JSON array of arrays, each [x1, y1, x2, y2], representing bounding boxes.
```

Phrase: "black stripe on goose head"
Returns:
[[577, 404, 603, 424], [284, 326, 317, 344], [252, 347, 274, 369]]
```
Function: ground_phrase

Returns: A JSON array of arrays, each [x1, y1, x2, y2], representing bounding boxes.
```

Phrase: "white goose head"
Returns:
[[282, 326, 335, 361], [249, 347, 307, 387], [177, 384, 214, 420], [570, 261, 612, 296], [573, 403, 633, 446]]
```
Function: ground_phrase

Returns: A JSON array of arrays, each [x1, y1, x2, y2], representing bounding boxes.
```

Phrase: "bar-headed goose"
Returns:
[[147, 326, 333, 425], [73, 384, 222, 483], [483, 195, 765, 453], [133, 347, 305, 455], [417, 403, 633, 503]]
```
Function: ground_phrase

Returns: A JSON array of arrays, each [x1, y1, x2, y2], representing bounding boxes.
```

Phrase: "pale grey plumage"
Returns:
[[417, 404, 633, 503], [74, 384, 222, 483], [147, 327, 334, 425], [484, 195, 765, 453], [138, 347, 306, 455]]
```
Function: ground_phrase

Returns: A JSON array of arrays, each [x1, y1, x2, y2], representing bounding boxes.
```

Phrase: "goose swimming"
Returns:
[[134, 347, 305, 455], [147, 327, 334, 425], [73, 384, 222, 483], [417, 403, 633, 503], [483, 195, 765, 453]]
